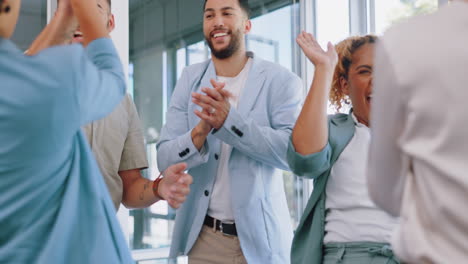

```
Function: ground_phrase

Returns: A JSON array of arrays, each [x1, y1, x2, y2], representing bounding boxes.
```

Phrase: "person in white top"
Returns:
[[288, 32, 399, 264], [368, 0, 468, 263]]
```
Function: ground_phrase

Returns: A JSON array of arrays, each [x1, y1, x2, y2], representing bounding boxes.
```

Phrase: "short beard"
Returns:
[[206, 29, 242, 60]]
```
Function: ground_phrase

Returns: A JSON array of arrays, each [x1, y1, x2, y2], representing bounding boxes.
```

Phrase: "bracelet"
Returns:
[[152, 172, 164, 200]]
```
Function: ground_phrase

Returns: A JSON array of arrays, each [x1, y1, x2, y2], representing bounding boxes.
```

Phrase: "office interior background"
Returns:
[[13, 0, 447, 262]]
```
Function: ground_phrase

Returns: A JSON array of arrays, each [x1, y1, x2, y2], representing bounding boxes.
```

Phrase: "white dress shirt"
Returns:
[[368, 1, 468, 263]]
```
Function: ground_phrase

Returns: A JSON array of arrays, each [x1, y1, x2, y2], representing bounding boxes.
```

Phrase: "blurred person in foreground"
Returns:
[[368, 0, 468, 263], [1, 0, 157, 262]]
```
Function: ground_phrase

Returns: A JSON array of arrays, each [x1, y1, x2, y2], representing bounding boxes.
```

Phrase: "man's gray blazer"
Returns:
[[157, 52, 303, 264]]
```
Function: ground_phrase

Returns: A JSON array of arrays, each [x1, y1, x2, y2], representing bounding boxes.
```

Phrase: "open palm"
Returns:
[[296, 31, 338, 69]]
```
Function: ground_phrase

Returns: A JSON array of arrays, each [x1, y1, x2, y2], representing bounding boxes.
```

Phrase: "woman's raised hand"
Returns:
[[296, 31, 338, 70]]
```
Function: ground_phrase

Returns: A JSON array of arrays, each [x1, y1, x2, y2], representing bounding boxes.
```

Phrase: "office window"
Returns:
[[248, 4, 302, 228], [315, 0, 350, 114], [187, 41, 210, 65], [11, 0, 48, 51], [248, 5, 295, 71], [176, 47, 187, 80], [374, 0, 437, 34], [316, 0, 350, 48], [176, 41, 210, 79]]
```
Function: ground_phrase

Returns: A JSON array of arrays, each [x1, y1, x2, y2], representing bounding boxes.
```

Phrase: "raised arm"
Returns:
[[292, 31, 338, 155], [38, 0, 123, 124], [26, 0, 77, 55], [70, 0, 109, 46], [27, 0, 109, 55]]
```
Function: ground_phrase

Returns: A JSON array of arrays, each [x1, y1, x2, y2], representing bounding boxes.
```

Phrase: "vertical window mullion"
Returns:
[[367, 0, 376, 34], [297, 0, 317, 216], [349, 0, 368, 35], [438, 0, 449, 7]]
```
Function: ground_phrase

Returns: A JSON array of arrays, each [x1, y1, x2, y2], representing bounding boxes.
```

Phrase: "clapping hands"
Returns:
[[192, 79, 233, 130]]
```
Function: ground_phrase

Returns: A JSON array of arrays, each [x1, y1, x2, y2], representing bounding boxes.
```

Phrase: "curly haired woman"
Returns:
[[288, 32, 400, 264]]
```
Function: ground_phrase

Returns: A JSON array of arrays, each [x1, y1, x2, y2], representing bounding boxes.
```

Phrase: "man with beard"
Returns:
[[27, 0, 193, 212], [156, 0, 302, 263]]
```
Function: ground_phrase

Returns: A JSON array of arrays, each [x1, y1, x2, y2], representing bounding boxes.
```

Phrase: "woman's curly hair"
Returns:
[[330, 35, 378, 112]]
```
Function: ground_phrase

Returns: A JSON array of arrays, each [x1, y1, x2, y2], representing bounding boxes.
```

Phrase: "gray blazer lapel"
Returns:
[[199, 60, 217, 92], [237, 53, 267, 116]]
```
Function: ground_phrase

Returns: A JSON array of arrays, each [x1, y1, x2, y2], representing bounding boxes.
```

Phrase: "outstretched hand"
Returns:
[[296, 31, 338, 69], [158, 163, 193, 209]]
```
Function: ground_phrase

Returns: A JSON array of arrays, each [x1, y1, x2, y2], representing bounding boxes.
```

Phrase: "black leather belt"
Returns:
[[204, 215, 238, 236]]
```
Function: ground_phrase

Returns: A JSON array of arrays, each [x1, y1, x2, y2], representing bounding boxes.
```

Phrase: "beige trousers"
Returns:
[[188, 225, 248, 264]]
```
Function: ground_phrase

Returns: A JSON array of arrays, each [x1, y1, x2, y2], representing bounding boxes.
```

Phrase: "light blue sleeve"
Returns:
[[74, 38, 126, 126], [212, 74, 302, 171], [156, 68, 210, 171]]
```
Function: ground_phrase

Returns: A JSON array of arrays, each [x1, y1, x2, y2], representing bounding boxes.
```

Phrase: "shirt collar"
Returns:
[[351, 112, 368, 128], [218, 57, 252, 81]]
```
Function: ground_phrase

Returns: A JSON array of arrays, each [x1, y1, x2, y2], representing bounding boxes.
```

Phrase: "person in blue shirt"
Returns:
[[0, 0, 188, 263]]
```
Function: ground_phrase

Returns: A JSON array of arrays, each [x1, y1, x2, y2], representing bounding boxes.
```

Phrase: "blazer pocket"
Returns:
[[261, 198, 292, 255], [261, 201, 275, 252], [238, 199, 272, 254]]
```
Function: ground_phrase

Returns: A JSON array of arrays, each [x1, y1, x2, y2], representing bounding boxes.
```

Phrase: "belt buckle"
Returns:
[[218, 221, 224, 233], [219, 221, 235, 237]]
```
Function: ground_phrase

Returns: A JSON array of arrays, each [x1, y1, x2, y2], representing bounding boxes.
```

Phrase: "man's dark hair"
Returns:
[[203, 0, 251, 18]]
